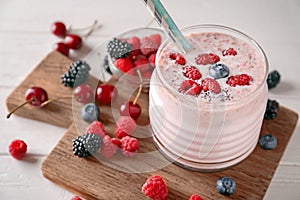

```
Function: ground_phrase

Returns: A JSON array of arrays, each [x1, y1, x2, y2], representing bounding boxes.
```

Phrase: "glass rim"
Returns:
[[155, 24, 269, 107], [108, 27, 165, 81]]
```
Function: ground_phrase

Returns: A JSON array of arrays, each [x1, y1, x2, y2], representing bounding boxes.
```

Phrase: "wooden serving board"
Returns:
[[5, 51, 98, 128], [5, 51, 147, 129], [42, 105, 298, 199], [6, 50, 299, 199]]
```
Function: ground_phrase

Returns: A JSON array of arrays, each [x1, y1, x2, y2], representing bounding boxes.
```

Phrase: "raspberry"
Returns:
[[115, 116, 136, 139], [120, 136, 139, 156], [142, 175, 168, 200], [179, 80, 202, 96], [148, 53, 156, 68], [226, 74, 252, 87], [189, 194, 203, 200], [140, 36, 159, 56], [86, 121, 106, 138], [183, 66, 202, 80], [150, 34, 162, 46], [71, 196, 82, 200], [169, 53, 186, 65], [99, 135, 118, 158], [114, 58, 134, 73], [116, 130, 128, 139], [9, 139, 27, 160], [111, 138, 122, 147], [127, 36, 141, 50], [195, 53, 220, 65], [201, 78, 221, 94], [222, 47, 237, 56]]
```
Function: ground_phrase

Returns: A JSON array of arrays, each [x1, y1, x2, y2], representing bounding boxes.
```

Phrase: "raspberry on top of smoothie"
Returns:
[[158, 32, 266, 102]]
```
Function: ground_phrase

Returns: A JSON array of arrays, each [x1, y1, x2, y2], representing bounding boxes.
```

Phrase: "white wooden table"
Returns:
[[1, 0, 300, 199]]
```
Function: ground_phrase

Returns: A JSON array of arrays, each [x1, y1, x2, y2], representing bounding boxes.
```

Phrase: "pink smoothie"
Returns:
[[149, 25, 268, 171]]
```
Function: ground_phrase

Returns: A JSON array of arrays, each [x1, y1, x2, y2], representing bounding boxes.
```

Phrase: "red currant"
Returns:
[[51, 21, 67, 38], [25, 87, 49, 107], [73, 84, 93, 104], [65, 34, 82, 50], [7, 87, 49, 118], [96, 84, 118, 105], [53, 42, 69, 56], [119, 101, 141, 120]]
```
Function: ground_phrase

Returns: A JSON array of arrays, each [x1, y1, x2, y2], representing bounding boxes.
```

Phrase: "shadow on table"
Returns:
[[269, 81, 295, 95], [22, 154, 40, 164]]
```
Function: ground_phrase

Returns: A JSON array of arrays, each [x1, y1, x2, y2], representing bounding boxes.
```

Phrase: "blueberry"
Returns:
[[81, 103, 100, 123], [267, 70, 280, 89], [259, 134, 277, 150], [209, 63, 230, 79], [216, 176, 236, 196]]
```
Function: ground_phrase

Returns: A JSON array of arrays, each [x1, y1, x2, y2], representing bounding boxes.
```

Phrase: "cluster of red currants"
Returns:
[[51, 20, 98, 56]]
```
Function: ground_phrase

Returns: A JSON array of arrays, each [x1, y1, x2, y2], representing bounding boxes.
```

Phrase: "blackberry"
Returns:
[[72, 133, 102, 157], [103, 55, 112, 75], [267, 70, 280, 89], [264, 99, 280, 120], [61, 61, 91, 88], [107, 38, 132, 59]]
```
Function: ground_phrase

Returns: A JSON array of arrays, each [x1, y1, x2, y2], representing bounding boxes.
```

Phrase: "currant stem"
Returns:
[[41, 96, 72, 107], [68, 20, 99, 33], [83, 20, 98, 38], [6, 99, 33, 119], [133, 70, 143, 105]]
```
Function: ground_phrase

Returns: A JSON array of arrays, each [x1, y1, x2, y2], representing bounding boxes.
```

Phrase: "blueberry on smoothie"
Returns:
[[259, 134, 277, 150], [216, 176, 236, 196], [209, 63, 229, 79]]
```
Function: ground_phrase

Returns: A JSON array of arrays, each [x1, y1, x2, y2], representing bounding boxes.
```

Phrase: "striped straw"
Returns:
[[142, 0, 191, 53]]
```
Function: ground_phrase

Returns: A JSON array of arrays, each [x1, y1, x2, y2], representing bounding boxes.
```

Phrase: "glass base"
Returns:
[[153, 134, 258, 172]]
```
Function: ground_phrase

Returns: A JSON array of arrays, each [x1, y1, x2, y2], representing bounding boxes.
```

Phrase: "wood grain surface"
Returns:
[[41, 102, 298, 199]]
